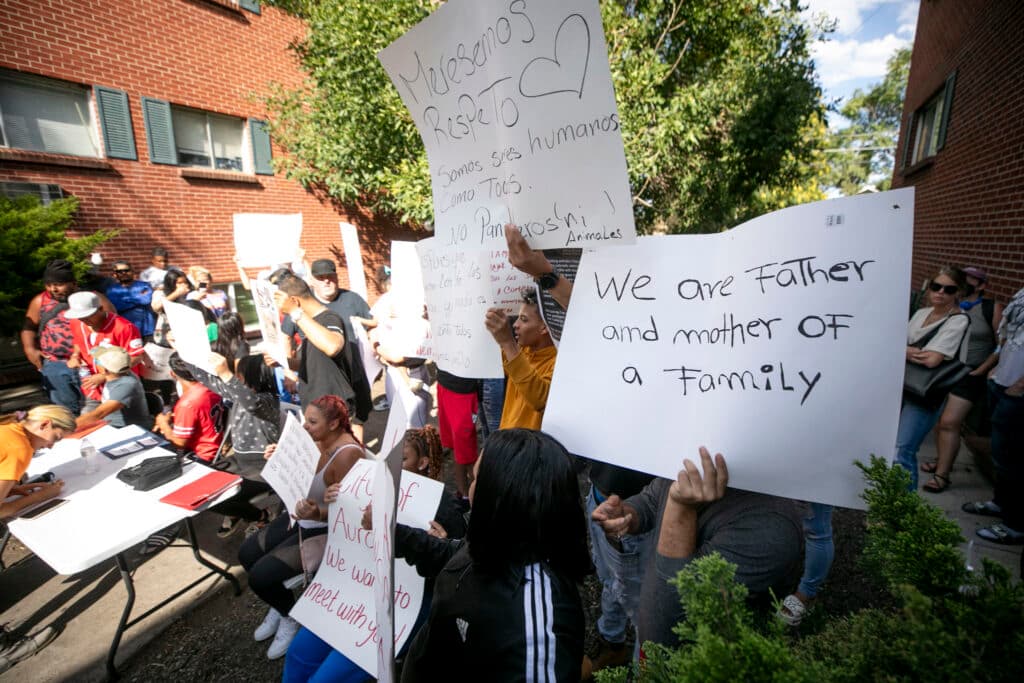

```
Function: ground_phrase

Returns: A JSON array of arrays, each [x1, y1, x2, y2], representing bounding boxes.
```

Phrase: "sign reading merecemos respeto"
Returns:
[[378, 0, 635, 250], [543, 189, 915, 510]]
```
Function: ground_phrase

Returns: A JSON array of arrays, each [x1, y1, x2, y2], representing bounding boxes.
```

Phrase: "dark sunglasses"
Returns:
[[928, 281, 959, 295]]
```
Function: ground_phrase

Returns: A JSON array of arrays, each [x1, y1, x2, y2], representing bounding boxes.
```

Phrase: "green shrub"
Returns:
[[601, 456, 1024, 683], [0, 195, 116, 335]]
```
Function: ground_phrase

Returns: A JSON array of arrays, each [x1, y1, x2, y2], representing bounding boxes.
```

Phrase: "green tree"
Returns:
[[822, 47, 910, 196], [0, 195, 116, 336], [264, 0, 828, 233]]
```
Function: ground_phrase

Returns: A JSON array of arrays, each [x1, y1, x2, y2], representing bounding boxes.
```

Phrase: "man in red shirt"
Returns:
[[65, 291, 145, 408], [153, 353, 224, 462]]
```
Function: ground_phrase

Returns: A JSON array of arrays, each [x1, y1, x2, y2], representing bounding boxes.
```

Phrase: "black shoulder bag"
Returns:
[[903, 313, 971, 402]]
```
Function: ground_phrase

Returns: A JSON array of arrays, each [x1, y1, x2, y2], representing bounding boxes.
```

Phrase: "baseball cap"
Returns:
[[94, 346, 131, 374], [962, 266, 988, 283], [311, 259, 337, 277], [64, 291, 102, 319]]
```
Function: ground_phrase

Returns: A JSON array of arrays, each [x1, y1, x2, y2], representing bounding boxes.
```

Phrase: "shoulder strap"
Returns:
[[913, 312, 970, 350], [982, 298, 995, 330]]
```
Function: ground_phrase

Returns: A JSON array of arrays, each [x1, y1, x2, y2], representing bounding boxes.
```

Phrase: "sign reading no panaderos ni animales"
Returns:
[[378, 0, 635, 250], [544, 189, 915, 510], [289, 458, 444, 678]]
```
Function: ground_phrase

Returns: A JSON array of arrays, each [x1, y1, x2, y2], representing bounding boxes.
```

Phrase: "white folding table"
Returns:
[[6, 425, 242, 679]]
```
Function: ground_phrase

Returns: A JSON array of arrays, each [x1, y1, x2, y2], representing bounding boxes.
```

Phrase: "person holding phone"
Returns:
[[0, 404, 74, 519], [186, 266, 228, 318]]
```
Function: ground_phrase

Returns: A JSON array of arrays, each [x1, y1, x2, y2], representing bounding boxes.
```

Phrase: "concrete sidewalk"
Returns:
[[914, 433, 1021, 580]]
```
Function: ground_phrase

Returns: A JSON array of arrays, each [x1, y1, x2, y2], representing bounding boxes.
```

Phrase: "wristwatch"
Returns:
[[290, 308, 304, 323], [536, 269, 559, 291]]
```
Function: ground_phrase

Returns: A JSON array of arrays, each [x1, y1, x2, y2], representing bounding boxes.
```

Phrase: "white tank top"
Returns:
[[298, 442, 365, 529]]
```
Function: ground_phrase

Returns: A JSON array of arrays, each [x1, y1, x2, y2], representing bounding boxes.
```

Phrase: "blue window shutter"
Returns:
[[94, 86, 137, 160], [937, 71, 956, 151], [239, 0, 260, 14], [141, 97, 177, 165], [250, 118, 273, 175]]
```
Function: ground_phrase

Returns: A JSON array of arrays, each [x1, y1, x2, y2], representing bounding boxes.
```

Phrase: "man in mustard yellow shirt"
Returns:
[[484, 291, 556, 430]]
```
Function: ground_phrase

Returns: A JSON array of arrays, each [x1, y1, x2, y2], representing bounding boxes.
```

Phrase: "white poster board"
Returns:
[[233, 213, 303, 267], [341, 222, 369, 300], [390, 241, 426, 318], [378, 0, 635, 250], [162, 300, 213, 372], [351, 317, 384, 389], [371, 443, 404, 683], [376, 317, 434, 361], [490, 248, 535, 315], [251, 279, 290, 369], [289, 458, 444, 678], [544, 189, 915, 509], [378, 367, 428, 456], [261, 412, 321, 518], [416, 238, 504, 378]]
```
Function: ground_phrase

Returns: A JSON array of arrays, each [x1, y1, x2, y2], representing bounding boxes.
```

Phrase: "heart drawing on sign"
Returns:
[[518, 13, 591, 100]]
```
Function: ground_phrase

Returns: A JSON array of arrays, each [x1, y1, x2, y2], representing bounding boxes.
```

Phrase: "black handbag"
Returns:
[[903, 312, 971, 401], [116, 455, 183, 491]]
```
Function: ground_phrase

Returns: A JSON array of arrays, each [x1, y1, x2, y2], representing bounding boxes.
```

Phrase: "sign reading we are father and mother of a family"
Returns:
[[545, 188, 916, 510], [378, 0, 635, 250]]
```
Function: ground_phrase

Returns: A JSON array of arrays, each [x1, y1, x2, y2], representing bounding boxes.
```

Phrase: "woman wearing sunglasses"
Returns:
[[896, 266, 970, 489]]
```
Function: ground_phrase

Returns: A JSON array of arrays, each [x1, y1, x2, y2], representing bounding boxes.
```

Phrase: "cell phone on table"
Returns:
[[20, 497, 68, 519], [23, 472, 56, 485]]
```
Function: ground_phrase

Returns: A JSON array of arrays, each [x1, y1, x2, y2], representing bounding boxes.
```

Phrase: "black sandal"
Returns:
[[922, 473, 950, 493]]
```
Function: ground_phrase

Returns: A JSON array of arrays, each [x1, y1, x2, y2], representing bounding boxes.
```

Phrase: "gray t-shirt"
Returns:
[[102, 374, 150, 428], [626, 479, 804, 647]]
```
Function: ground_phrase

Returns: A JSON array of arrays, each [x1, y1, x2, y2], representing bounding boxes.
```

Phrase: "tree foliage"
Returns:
[[0, 195, 116, 336], [264, 0, 828, 233], [822, 47, 910, 195]]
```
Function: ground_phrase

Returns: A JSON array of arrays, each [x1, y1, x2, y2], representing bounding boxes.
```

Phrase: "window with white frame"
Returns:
[[171, 107, 245, 171], [907, 72, 955, 167], [0, 71, 101, 157]]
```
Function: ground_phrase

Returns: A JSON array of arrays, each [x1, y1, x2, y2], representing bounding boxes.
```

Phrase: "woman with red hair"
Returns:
[[239, 395, 365, 660]]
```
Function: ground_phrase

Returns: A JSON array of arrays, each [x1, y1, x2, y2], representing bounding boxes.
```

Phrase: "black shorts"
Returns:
[[949, 371, 987, 404]]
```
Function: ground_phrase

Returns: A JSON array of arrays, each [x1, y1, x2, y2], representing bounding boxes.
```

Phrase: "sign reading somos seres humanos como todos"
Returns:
[[379, 0, 636, 250], [545, 189, 915, 510]]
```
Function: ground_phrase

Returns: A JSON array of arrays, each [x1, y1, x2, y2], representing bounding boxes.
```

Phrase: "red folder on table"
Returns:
[[159, 471, 241, 510]]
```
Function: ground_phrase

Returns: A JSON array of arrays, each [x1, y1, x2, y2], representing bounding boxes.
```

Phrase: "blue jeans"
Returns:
[[990, 380, 1024, 530], [283, 628, 369, 683], [894, 397, 943, 491], [479, 378, 505, 436], [586, 486, 653, 645], [797, 503, 834, 599], [40, 359, 84, 414]]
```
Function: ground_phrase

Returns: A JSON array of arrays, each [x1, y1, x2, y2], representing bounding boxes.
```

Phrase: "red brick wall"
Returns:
[[892, 0, 1024, 304], [0, 0, 419, 300]]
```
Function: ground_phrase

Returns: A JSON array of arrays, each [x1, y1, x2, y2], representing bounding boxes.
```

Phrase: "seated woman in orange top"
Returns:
[[0, 404, 75, 518]]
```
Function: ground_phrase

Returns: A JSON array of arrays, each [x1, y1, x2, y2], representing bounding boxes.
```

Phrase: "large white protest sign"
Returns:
[[544, 189, 915, 509], [341, 223, 369, 300], [390, 241, 426, 318], [378, 0, 635, 250], [416, 238, 504, 378], [290, 458, 444, 678], [371, 443, 404, 683], [261, 413, 321, 519], [351, 317, 384, 389], [162, 300, 213, 372], [234, 213, 303, 267], [378, 367, 429, 456], [251, 279, 290, 369]]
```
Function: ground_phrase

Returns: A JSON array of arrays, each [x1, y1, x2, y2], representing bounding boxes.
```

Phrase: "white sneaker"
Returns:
[[254, 607, 281, 642], [266, 616, 300, 660]]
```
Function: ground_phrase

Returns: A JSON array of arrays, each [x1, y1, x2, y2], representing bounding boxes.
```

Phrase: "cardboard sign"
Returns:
[[261, 412, 320, 519], [341, 222, 369, 300], [378, 0, 635, 250], [390, 241, 427, 319], [162, 300, 213, 372], [371, 443, 405, 683], [544, 189, 915, 509], [289, 458, 444, 678], [378, 367, 430, 456], [351, 316, 384, 389], [233, 213, 303, 267], [251, 279, 290, 369], [416, 238, 504, 378]]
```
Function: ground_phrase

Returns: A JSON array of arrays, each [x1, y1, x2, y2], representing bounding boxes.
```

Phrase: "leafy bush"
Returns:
[[0, 195, 116, 335], [599, 456, 1024, 683]]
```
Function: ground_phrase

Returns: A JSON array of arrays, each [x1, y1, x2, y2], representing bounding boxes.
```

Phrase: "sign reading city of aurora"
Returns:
[[416, 238, 504, 378], [544, 189, 915, 510], [289, 458, 444, 678], [378, 0, 635, 250]]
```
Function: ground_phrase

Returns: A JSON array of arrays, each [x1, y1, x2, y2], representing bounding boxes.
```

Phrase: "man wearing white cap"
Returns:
[[65, 292, 145, 410], [75, 346, 149, 429]]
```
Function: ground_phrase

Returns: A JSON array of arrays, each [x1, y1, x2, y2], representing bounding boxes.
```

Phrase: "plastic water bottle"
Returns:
[[81, 439, 100, 474]]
